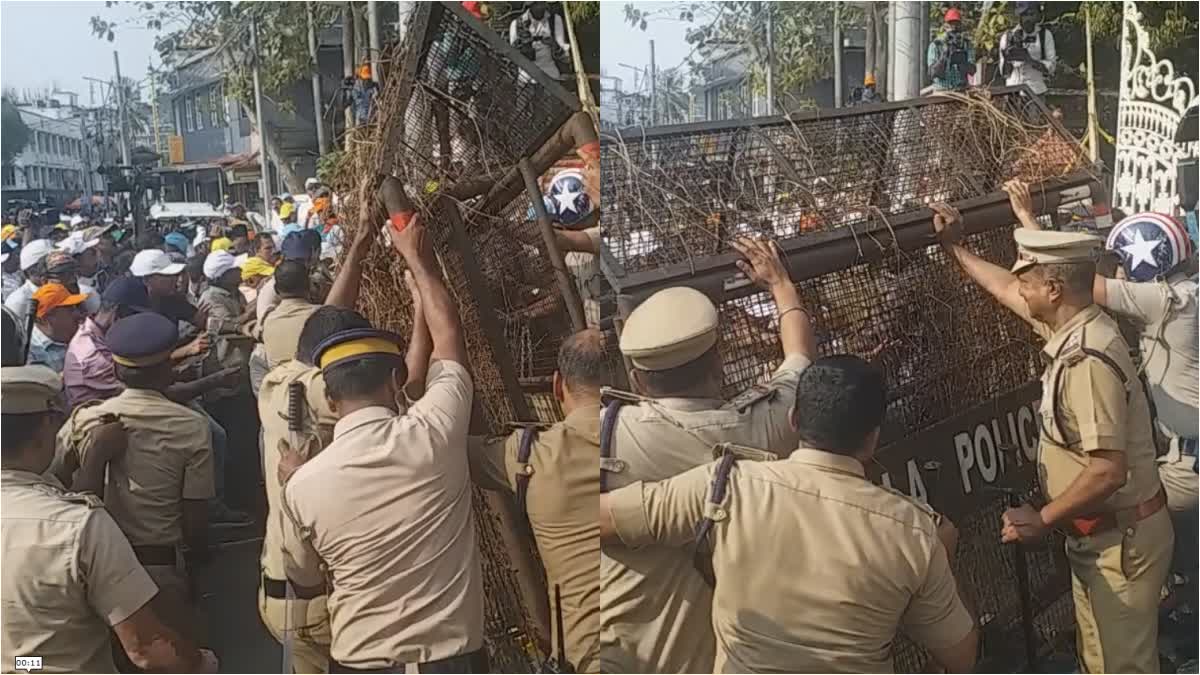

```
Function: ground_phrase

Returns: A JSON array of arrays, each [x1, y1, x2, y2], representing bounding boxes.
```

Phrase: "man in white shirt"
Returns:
[[998, 2, 1056, 96], [5, 239, 54, 321], [1, 243, 23, 301]]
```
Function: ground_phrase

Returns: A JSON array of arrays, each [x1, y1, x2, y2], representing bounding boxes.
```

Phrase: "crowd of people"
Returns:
[[0, 161, 606, 673]]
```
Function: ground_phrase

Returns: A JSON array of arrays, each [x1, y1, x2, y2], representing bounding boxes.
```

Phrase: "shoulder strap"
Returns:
[[692, 446, 739, 589], [514, 426, 537, 524], [599, 399, 624, 494]]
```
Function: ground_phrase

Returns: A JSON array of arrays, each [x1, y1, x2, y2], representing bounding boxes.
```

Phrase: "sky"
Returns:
[[600, 1, 695, 95], [0, 1, 162, 104]]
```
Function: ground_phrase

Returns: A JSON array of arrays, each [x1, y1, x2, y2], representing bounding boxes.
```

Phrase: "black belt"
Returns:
[[329, 648, 489, 674], [262, 574, 325, 600], [132, 545, 176, 567]]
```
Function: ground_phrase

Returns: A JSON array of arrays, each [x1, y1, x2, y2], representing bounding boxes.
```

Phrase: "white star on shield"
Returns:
[[553, 186, 581, 214], [1120, 229, 1163, 272]]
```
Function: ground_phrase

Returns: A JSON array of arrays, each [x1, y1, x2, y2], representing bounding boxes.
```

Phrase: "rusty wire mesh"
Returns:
[[893, 489, 1072, 672], [600, 88, 1087, 276], [330, 3, 580, 670], [716, 228, 1042, 441], [601, 90, 1085, 672]]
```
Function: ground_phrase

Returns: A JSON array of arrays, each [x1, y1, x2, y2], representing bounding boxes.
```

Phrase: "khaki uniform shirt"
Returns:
[[2, 470, 159, 674], [258, 360, 336, 582], [1034, 305, 1161, 510], [62, 389, 215, 546], [281, 361, 484, 668], [1104, 273, 1198, 440], [469, 404, 601, 673], [601, 354, 810, 673], [608, 449, 973, 673], [261, 298, 320, 369]]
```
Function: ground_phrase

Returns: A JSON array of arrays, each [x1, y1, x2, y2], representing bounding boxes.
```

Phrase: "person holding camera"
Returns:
[[927, 8, 976, 92], [999, 1, 1057, 96]]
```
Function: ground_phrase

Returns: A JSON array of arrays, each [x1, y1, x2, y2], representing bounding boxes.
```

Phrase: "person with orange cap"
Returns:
[[28, 282, 88, 373], [857, 71, 881, 105], [927, 7, 975, 91]]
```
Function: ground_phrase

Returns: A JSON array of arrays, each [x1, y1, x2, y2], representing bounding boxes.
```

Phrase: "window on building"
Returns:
[[195, 92, 207, 131], [174, 100, 184, 134], [185, 96, 195, 132], [210, 86, 223, 128]]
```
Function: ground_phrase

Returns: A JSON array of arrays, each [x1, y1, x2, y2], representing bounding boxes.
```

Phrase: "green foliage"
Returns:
[[91, 2, 341, 110], [316, 150, 345, 185], [624, 2, 865, 98], [1, 97, 30, 166]]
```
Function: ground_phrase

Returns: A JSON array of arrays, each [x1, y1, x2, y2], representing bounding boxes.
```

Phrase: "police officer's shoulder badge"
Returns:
[[724, 383, 775, 413]]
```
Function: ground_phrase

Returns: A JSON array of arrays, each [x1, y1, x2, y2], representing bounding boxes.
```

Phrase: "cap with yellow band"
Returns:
[[106, 313, 180, 370], [313, 328, 405, 371]]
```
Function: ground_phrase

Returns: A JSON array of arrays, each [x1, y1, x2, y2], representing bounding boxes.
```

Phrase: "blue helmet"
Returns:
[[547, 169, 594, 226], [1104, 212, 1194, 282]]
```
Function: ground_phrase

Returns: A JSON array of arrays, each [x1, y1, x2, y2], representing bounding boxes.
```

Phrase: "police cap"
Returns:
[[619, 286, 719, 371], [313, 327, 404, 372], [107, 313, 179, 368], [1011, 228, 1103, 275], [1, 364, 62, 414]]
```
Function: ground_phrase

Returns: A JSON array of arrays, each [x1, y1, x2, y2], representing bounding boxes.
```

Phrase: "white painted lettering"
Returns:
[[953, 431, 975, 494], [907, 459, 928, 503], [975, 423, 998, 483], [1018, 405, 1037, 461]]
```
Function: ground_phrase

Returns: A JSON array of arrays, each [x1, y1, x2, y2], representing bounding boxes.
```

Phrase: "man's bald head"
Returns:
[[557, 328, 610, 393]]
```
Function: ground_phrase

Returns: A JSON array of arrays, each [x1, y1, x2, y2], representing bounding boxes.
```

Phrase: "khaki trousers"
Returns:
[[257, 585, 332, 674], [1067, 508, 1174, 673]]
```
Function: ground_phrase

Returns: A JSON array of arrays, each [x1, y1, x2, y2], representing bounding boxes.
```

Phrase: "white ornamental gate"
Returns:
[[1114, 0, 1199, 215]]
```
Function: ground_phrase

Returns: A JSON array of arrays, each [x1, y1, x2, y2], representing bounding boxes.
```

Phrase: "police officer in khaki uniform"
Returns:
[[58, 312, 216, 640], [1, 365, 218, 673], [934, 203, 1173, 673], [600, 237, 816, 673], [278, 214, 488, 673], [257, 277, 432, 673], [261, 221, 377, 371], [469, 328, 607, 672], [600, 355, 978, 673]]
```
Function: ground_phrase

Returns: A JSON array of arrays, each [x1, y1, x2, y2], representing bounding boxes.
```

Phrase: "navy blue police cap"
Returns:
[[312, 327, 405, 372], [101, 277, 152, 314], [281, 230, 323, 262], [107, 312, 180, 368]]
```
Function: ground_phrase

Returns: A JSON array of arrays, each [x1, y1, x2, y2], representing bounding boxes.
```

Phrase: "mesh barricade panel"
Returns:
[[601, 87, 1088, 672], [601, 89, 1085, 277], [343, 4, 579, 670]]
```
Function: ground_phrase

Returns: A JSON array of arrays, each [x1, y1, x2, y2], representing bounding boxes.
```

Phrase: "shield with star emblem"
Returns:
[[1105, 212, 1193, 282]]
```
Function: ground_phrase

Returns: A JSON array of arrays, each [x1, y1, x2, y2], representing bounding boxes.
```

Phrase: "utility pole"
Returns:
[[112, 51, 131, 166], [308, 4, 329, 155], [250, 16, 272, 223], [920, 1, 930, 88], [765, 3, 775, 114], [1085, 6, 1099, 161], [367, 0, 382, 84], [833, 3, 843, 107], [877, 3, 889, 98], [887, 2, 897, 100], [342, 3, 355, 149], [892, 1, 922, 101], [649, 39, 657, 126], [149, 62, 162, 161]]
